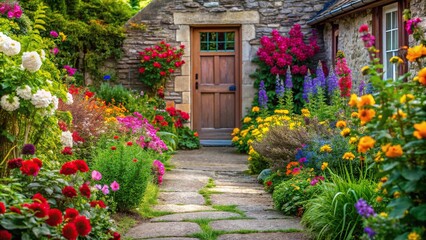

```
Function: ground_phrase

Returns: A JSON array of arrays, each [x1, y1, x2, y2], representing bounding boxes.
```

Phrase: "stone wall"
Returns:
[[118, 0, 328, 120]]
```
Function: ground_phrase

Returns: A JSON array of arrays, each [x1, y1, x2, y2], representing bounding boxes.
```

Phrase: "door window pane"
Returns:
[[200, 32, 235, 52]]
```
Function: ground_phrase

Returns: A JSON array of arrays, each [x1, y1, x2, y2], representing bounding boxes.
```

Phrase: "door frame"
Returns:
[[190, 25, 242, 139]]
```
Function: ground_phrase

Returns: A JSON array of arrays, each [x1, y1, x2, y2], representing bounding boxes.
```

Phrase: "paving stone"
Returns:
[[152, 211, 241, 222], [125, 222, 201, 238], [218, 232, 308, 240], [149, 238, 199, 240], [210, 219, 303, 232], [211, 185, 265, 194], [158, 192, 205, 205], [153, 204, 215, 213], [244, 209, 291, 220], [210, 194, 273, 207]]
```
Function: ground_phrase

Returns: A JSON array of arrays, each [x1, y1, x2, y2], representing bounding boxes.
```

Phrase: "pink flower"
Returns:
[[101, 185, 109, 195], [359, 24, 369, 33], [50, 31, 59, 38], [91, 170, 102, 181], [110, 181, 120, 191]]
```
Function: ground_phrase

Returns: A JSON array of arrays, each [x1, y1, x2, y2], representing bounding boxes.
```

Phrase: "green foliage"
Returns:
[[95, 83, 134, 105], [156, 131, 178, 151], [248, 154, 269, 174], [301, 174, 380, 240], [306, 89, 346, 122], [176, 127, 201, 150], [92, 140, 156, 212]]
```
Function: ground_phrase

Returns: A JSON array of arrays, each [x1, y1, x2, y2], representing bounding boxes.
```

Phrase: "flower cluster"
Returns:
[[0, 32, 20, 56], [152, 160, 165, 185], [166, 107, 190, 128], [355, 198, 375, 218], [138, 41, 185, 90], [335, 51, 352, 97], [0, 1, 22, 19], [258, 80, 268, 108]]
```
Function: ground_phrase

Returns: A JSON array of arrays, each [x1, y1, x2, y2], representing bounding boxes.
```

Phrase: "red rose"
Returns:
[[58, 121, 68, 131], [31, 158, 43, 168], [266, 181, 273, 187], [153, 62, 161, 68], [62, 186, 77, 198], [168, 68, 174, 73], [111, 146, 117, 150], [79, 184, 91, 198], [60, 162, 78, 175], [113, 136, 119, 140], [7, 158, 23, 169], [62, 223, 78, 240], [62, 147, 73, 155], [0, 202, 5, 214], [32, 193, 48, 204], [72, 131, 85, 143], [166, 107, 176, 116], [138, 67, 145, 74], [84, 91, 94, 98], [46, 208, 63, 226], [74, 215, 91, 236], [159, 71, 166, 76], [0, 230, 12, 240], [20, 160, 40, 176], [126, 141, 133, 146], [65, 208, 79, 221], [180, 111, 189, 121], [26, 202, 49, 218], [90, 200, 106, 208], [73, 160, 89, 172], [9, 206, 21, 214], [110, 231, 120, 240]]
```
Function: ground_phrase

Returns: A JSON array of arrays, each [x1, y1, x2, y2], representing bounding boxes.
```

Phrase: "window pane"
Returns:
[[218, 42, 225, 50], [386, 13, 391, 30], [386, 31, 392, 50], [226, 42, 235, 51], [200, 33, 207, 41], [218, 32, 225, 41], [391, 12, 397, 29], [209, 42, 216, 51], [392, 30, 398, 48], [201, 42, 207, 51], [226, 32, 235, 41], [208, 32, 216, 41]]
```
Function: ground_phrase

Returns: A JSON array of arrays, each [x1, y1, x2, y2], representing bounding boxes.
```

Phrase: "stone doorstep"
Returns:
[[209, 219, 303, 232], [151, 211, 241, 222], [125, 222, 201, 239]]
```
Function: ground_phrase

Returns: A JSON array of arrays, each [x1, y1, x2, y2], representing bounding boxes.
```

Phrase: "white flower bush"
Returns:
[[2, 39, 21, 56], [51, 96, 59, 111], [1, 95, 20, 112], [31, 89, 52, 108], [65, 92, 73, 105], [60, 130, 73, 147], [40, 49, 45, 60], [0, 32, 11, 52], [22, 51, 42, 73], [16, 85, 32, 100]]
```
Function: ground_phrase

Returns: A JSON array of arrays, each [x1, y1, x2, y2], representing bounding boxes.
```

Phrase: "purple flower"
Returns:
[[91, 170, 102, 181], [355, 198, 375, 218], [51, 47, 59, 55], [302, 71, 313, 101], [258, 80, 268, 109], [314, 61, 326, 89], [95, 184, 102, 190], [298, 157, 307, 163], [364, 227, 376, 238], [101, 185, 110, 195], [275, 75, 285, 98], [63, 65, 77, 76], [110, 181, 120, 191], [358, 80, 366, 95], [327, 67, 338, 95], [22, 144, 36, 155], [50, 31, 59, 38], [285, 66, 293, 90]]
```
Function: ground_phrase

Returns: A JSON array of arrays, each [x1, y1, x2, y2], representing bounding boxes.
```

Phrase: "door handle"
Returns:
[[195, 82, 199, 90]]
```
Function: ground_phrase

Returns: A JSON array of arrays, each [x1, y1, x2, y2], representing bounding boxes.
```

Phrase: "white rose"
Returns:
[[51, 96, 59, 111], [16, 85, 32, 100], [22, 51, 42, 73], [0, 95, 20, 112], [61, 131, 73, 148], [0, 32, 11, 53], [40, 49, 46, 61], [3, 39, 21, 56], [65, 92, 73, 105], [31, 89, 52, 108]]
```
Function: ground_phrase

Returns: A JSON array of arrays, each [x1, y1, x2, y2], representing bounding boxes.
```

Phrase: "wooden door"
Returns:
[[192, 27, 241, 140]]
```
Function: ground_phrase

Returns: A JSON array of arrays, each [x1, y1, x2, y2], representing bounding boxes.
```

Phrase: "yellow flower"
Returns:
[[392, 109, 407, 119], [239, 140, 243, 145], [406, 44, 426, 62], [379, 212, 387, 218], [321, 162, 328, 170], [232, 136, 239, 142], [247, 139, 253, 145], [320, 145, 332, 153], [59, 32, 67, 42], [385, 145, 403, 158], [413, 121, 426, 139], [408, 232, 421, 240], [243, 117, 252, 123], [248, 156, 252, 161], [251, 129, 261, 136], [380, 176, 388, 183], [342, 152, 355, 160], [351, 112, 359, 118], [361, 65, 370, 75], [264, 116, 273, 122], [357, 94, 375, 108], [359, 108, 376, 125], [374, 151, 383, 162], [376, 196, 383, 203], [418, 67, 426, 85], [240, 129, 248, 137], [336, 120, 347, 128], [393, 191, 400, 198], [400, 94, 415, 104], [256, 117, 263, 123], [274, 109, 289, 114], [232, 128, 240, 136], [389, 56, 404, 64], [340, 128, 351, 137], [301, 108, 310, 117], [252, 106, 260, 112], [349, 137, 358, 144], [348, 94, 359, 107], [357, 136, 376, 153]]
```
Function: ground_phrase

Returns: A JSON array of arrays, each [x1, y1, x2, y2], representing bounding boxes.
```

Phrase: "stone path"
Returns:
[[125, 147, 307, 240]]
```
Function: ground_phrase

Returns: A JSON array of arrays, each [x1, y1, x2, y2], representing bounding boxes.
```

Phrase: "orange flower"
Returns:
[[348, 94, 359, 107], [357, 94, 375, 108], [413, 121, 426, 139], [340, 128, 351, 137], [359, 108, 376, 125], [406, 44, 426, 62], [392, 109, 407, 119], [351, 112, 359, 118], [385, 145, 403, 158], [194, 132, 199, 137], [417, 67, 426, 85], [357, 136, 376, 153], [336, 120, 347, 128]]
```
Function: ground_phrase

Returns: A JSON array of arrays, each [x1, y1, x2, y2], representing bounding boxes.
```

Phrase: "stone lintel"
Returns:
[[174, 11, 260, 25]]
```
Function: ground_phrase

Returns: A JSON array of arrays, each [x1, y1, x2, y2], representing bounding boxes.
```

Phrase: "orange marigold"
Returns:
[[385, 145, 403, 158], [413, 121, 426, 139], [359, 108, 376, 125], [406, 44, 426, 62], [417, 67, 426, 85], [357, 136, 376, 153], [348, 94, 359, 107], [357, 94, 376, 108]]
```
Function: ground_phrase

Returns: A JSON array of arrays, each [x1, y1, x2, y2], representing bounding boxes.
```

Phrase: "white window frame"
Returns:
[[382, 3, 399, 80]]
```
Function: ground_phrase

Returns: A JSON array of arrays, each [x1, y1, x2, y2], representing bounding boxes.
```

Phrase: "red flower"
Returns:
[[0, 230, 12, 240], [153, 62, 161, 68], [0, 202, 5, 214], [46, 208, 63, 226], [126, 141, 133, 146], [168, 68, 174, 73], [65, 208, 79, 221], [73, 160, 89, 172], [20, 160, 40, 176], [174, 119, 183, 128], [194, 132, 199, 137], [113, 136, 119, 140], [110, 231, 121, 240], [266, 181, 273, 187], [111, 146, 117, 150], [26, 202, 49, 218], [159, 71, 166, 76], [359, 24, 369, 33], [79, 184, 91, 198], [62, 186, 77, 198], [62, 223, 78, 240], [138, 67, 145, 74], [74, 215, 92, 236], [68, 85, 80, 95], [9, 206, 21, 214], [32, 193, 48, 204], [62, 147, 73, 155], [31, 158, 43, 168], [58, 121, 68, 131], [72, 131, 85, 143], [133, 158, 138, 162], [84, 90, 94, 98], [90, 200, 106, 208], [7, 158, 23, 169], [166, 107, 176, 116], [180, 111, 189, 121], [60, 161, 78, 175]]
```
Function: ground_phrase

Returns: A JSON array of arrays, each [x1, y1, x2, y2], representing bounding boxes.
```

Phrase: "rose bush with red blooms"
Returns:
[[62, 223, 78, 240], [60, 161, 78, 175], [46, 209, 63, 226], [79, 183, 91, 198], [0, 230, 12, 240], [73, 160, 89, 172], [62, 146, 73, 155], [0, 202, 5, 214], [74, 215, 92, 236], [7, 158, 22, 169], [138, 41, 185, 91], [90, 200, 106, 208], [65, 208, 79, 221], [62, 186, 78, 198], [20, 159, 41, 176]]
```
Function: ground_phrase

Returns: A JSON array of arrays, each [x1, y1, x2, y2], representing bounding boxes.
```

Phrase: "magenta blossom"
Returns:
[[91, 170, 102, 181], [110, 181, 120, 191], [50, 47, 59, 55], [101, 185, 109, 195], [50, 31, 59, 38], [63, 65, 77, 76]]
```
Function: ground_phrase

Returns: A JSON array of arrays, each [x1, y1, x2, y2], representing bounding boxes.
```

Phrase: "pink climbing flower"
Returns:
[[110, 181, 120, 191]]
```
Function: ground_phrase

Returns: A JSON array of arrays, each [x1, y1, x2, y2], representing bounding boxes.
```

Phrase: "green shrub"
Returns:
[[248, 154, 269, 174], [95, 83, 134, 105], [177, 127, 200, 150], [301, 174, 381, 240], [92, 140, 156, 212]]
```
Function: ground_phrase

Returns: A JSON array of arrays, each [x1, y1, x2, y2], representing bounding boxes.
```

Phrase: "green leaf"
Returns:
[[410, 204, 426, 221], [400, 167, 423, 181], [388, 197, 412, 219], [382, 162, 399, 171]]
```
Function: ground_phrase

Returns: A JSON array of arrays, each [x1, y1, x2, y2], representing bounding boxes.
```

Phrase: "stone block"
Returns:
[[242, 41, 252, 62], [175, 76, 191, 92], [174, 11, 260, 25], [181, 56, 191, 75], [182, 91, 191, 104], [176, 103, 191, 114], [176, 25, 190, 42], [242, 24, 256, 41], [242, 84, 256, 115], [180, 41, 190, 57]]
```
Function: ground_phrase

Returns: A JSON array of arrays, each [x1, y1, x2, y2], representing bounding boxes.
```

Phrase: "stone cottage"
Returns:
[[117, 0, 425, 140]]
